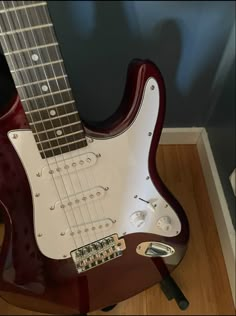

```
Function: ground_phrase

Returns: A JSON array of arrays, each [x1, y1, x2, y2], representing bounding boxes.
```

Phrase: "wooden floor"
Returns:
[[0, 145, 235, 315]]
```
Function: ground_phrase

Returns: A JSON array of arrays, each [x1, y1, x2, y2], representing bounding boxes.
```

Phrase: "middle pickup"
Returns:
[[53, 186, 106, 210]]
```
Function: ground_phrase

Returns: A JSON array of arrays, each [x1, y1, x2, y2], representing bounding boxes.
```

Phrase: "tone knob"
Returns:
[[157, 216, 172, 232], [129, 211, 146, 228]]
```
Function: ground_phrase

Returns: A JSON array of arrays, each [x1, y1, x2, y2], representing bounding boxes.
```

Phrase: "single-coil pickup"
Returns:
[[40, 152, 97, 178], [61, 218, 114, 237], [53, 186, 106, 210]]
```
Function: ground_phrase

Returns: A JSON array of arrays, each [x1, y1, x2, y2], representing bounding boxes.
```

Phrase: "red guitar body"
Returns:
[[0, 60, 189, 314]]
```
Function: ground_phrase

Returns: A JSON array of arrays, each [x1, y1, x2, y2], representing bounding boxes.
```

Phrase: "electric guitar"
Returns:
[[0, 1, 189, 314]]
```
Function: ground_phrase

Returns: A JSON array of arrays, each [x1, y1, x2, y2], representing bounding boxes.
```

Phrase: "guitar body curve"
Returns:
[[0, 60, 189, 314]]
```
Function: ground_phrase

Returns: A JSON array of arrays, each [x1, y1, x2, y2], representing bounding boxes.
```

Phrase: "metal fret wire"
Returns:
[[30, 1, 101, 243], [41, 3, 109, 239], [1, 1, 82, 250], [18, 0, 95, 246]]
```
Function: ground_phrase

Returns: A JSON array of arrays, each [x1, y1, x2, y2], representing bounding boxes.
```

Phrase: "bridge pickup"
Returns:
[[54, 186, 106, 209], [71, 234, 126, 273]]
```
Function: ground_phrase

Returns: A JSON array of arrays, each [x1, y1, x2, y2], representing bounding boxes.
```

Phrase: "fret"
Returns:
[[38, 135, 86, 152], [10, 61, 66, 85], [36, 130, 84, 145], [10, 60, 63, 73], [39, 140, 88, 159], [25, 100, 75, 114], [21, 90, 73, 113], [33, 121, 82, 137], [1, 24, 53, 36], [29, 111, 79, 125], [18, 79, 70, 99], [0, 5, 50, 32], [0, 2, 46, 11], [0, 25, 56, 52], [26, 102, 77, 122], [4, 42, 58, 55], [5, 45, 63, 74], [39, 138, 87, 153], [16, 75, 67, 88], [28, 113, 81, 132], [21, 88, 71, 102]]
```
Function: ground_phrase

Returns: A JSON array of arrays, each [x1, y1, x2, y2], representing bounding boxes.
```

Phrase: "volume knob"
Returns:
[[157, 216, 172, 232], [130, 211, 146, 228]]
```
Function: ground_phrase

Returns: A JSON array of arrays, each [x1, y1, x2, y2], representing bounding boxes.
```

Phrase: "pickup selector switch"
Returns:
[[157, 216, 172, 232]]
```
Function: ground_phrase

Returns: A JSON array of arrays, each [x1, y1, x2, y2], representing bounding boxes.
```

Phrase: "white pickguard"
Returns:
[[8, 78, 181, 260]]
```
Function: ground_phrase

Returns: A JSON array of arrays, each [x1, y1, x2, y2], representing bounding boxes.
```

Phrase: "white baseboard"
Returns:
[[160, 127, 203, 144], [197, 129, 235, 306], [161, 127, 235, 306]]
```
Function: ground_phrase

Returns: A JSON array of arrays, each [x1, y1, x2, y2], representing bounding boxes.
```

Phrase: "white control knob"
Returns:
[[129, 211, 146, 228], [157, 216, 172, 232]]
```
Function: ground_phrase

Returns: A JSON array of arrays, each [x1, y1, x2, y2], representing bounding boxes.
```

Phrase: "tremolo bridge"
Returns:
[[71, 234, 126, 273]]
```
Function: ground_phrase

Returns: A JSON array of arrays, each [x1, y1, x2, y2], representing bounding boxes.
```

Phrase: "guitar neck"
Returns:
[[0, 1, 87, 158]]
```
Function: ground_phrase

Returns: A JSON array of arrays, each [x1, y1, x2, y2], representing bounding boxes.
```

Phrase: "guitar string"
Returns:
[[1, 0, 84, 251], [15, 0, 92, 247], [42, 6, 105, 238], [29, 1, 101, 243], [0, 1, 84, 252], [14, 0, 94, 247], [42, 4, 110, 240], [32, 2, 102, 242]]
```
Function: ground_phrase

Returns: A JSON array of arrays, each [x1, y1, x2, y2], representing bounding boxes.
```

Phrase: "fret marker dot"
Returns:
[[56, 130, 63, 136], [50, 109, 56, 116], [31, 54, 39, 61], [42, 85, 49, 92]]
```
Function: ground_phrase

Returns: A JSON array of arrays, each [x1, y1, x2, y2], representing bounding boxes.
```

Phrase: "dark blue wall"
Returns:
[[206, 59, 235, 229], [47, 1, 235, 125]]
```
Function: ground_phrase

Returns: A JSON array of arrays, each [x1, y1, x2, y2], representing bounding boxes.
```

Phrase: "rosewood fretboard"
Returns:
[[0, 1, 87, 158]]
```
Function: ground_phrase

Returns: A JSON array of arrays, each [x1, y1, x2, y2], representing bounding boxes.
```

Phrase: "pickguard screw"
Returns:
[[146, 176, 150, 180], [134, 195, 138, 198], [148, 132, 152, 136], [105, 187, 109, 191], [151, 85, 155, 90], [63, 255, 67, 258], [50, 206, 55, 210], [12, 134, 18, 139], [88, 138, 94, 143], [165, 204, 168, 208], [96, 153, 101, 158], [123, 232, 127, 236], [37, 233, 42, 237], [36, 172, 41, 177], [60, 232, 65, 236], [35, 193, 40, 197]]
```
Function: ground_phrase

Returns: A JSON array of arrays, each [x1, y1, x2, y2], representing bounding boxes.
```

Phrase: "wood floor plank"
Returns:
[[0, 145, 234, 315]]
